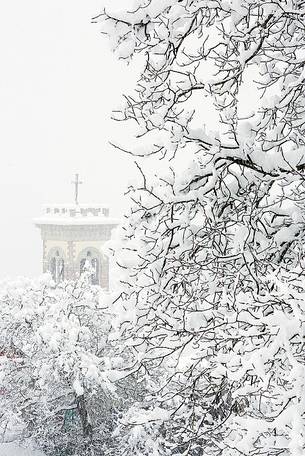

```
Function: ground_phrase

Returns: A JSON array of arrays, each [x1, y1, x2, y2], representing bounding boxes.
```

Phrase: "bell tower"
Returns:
[[34, 175, 119, 289]]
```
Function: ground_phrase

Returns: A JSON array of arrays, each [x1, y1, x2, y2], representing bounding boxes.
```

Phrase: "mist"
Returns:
[[0, 1, 137, 278]]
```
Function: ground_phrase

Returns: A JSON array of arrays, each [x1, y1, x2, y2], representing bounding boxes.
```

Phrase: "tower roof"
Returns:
[[34, 204, 119, 226], [35, 175, 120, 227]]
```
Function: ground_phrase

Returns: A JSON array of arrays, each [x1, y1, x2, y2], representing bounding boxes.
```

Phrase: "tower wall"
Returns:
[[36, 214, 118, 290]]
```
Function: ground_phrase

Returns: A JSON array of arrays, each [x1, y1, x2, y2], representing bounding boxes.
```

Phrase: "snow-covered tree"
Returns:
[[95, 1, 305, 454], [0, 273, 132, 456]]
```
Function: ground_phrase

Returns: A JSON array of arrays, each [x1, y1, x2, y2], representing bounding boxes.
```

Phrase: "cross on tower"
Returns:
[[72, 173, 83, 205]]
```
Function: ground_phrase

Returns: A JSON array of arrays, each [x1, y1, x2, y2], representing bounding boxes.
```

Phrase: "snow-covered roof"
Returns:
[[34, 217, 119, 226], [34, 204, 120, 227]]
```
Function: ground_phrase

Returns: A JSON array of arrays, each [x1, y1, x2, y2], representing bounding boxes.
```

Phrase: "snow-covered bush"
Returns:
[[0, 273, 131, 456], [95, 1, 305, 454]]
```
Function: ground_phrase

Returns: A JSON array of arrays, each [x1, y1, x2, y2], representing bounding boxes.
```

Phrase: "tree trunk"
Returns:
[[76, 394, 93, 441]]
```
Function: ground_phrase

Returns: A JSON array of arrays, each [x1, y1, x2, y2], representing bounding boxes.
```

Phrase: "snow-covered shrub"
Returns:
[[0, 273, 131, 456]]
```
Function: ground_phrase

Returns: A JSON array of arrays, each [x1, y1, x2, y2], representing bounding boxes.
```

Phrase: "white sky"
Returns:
[[0, 1, 138, 278]]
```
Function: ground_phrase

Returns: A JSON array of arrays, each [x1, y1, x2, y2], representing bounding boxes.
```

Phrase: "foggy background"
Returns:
[[0, 1, 138, 278]]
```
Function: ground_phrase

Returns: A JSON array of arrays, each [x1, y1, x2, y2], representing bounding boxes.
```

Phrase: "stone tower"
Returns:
[[34, 175, 119, 289]]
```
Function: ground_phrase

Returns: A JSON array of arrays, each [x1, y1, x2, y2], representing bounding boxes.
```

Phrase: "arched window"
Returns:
[[50, 250, 64, 283], [80, 250, 100, 285]]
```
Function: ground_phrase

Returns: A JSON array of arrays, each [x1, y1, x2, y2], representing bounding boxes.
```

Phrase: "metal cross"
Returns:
[[72, 173, 83, 205]]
